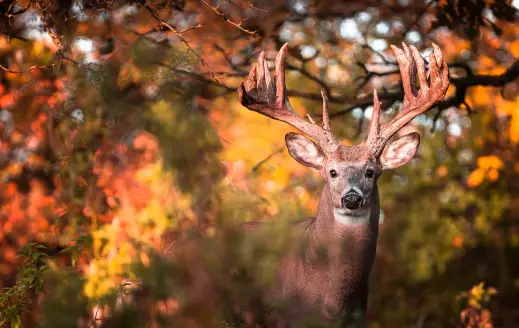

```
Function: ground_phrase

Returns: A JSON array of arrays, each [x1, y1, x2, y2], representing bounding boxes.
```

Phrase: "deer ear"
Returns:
[[380, 132, 420, 170], [285, 132, 325, 169]]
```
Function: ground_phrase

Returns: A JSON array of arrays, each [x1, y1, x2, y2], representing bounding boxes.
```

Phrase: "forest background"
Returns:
[[0, 0, 518, 327]]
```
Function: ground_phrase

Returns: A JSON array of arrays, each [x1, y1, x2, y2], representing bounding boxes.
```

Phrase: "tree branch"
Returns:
[[435, 59, 519, 113], [289, 60, 519, 123], [135, 0, 221, 83], [200, 0, 258, 35]]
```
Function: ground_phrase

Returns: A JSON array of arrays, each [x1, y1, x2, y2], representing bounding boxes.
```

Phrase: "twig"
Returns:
[[213, 43, 248, 73], [166, 65, 235, 94], [200, 0, 258, 35], [5, 1, 31, 25], [0, 63, 56, 73], [36, 1, 79, 66], [61, 0, 118, 24], [286, 62, 331, 97], [247, 0, 268, 12], [37, 2, 62, 50], [135, 0, 221, 83], [88, 305, 101, 328], [251, 147, 284, 172], [355, 67, 400, 91], [360, 43, 391, 65], [62, 8, 106, 24], [179, 24, 204, 34], [429, 58, 519, 129]]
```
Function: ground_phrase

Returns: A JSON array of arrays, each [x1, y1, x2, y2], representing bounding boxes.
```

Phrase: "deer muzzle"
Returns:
[[341, 190, 364, 210]]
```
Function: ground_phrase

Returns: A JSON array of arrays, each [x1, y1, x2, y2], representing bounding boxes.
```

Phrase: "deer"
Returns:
[[236, 42, 450, 326]]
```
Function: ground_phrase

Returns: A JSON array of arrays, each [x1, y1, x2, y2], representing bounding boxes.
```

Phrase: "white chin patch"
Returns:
[[333, 207, 371, 225]]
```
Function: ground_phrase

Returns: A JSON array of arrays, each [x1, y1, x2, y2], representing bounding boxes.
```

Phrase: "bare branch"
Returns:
[[0, 63, 56, 73], [200, 0, 258, 35], [0, 48, 82, 74], [247, 0, 268, 12], [179, 24, 204, 34], [37, 2, 62, 50], [251, 146, 284, 172], [5, 1, 30, 26], [135, 0, 221, 83]]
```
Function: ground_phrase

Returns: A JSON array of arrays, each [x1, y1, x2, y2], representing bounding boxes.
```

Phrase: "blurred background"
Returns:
[[0, 0, 518, 327]]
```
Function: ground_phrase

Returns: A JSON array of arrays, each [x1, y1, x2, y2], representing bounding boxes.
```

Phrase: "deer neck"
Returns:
[[308, 184, 380, 313]]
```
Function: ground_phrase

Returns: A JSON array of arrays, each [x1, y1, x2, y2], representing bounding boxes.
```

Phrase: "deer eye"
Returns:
[[329, 169, 338, 178], [365, 169, 374, 178]]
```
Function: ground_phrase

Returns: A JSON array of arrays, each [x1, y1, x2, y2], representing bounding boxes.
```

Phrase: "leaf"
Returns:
[[467, 168, 485, 188], [510, 110, 519, 144], [477, 156, 503, 170], [487, 168, 499, 182], [10, 315, 21, 328], [436, 165, 449, 178]]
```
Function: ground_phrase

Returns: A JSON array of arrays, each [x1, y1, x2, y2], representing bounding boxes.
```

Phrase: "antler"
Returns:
[[366, 43, 450, 156], [237, 43, 340, 155]]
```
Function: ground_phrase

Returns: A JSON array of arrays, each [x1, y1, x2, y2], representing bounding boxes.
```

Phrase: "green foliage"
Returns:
[[0, 244, 48, 327]]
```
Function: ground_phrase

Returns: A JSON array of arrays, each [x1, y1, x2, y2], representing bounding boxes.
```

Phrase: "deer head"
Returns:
[[238, 43, 449, 220]]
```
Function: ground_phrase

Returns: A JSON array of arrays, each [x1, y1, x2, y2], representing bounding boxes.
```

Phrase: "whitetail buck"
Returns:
[[237, 43, 449, 326]]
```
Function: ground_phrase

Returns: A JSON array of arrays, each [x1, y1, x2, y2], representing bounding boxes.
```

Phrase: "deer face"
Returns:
[[238, 42, 448, 218], [285, 132, 420, 216]]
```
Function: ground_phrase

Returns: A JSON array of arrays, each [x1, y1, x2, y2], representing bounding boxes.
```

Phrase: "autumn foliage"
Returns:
[[0, 0, 518, 327]]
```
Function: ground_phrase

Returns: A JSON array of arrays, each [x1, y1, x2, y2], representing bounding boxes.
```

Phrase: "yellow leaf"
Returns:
[[495, 97, 518, 116], [467, 168, 485, 188], [466, 86, 491, 108], [471, 282, 484, 300], [31, 41, 44, 57], [469, 298, 481, 309]]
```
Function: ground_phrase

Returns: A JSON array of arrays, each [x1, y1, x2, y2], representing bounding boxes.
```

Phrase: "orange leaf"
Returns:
[[467, 168, 485, 188], [487, 168, 499, 182], [0, 93, 15, 107], [510, 41, 519, 57], [436, 165, 448, 178], [452, 236, 463, 248], [510, 111, 519, 144], [477, 156, 503, 170]]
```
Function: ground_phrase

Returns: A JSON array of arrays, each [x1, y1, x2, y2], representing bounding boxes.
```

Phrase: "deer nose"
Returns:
[[341, 191, 363, 210]]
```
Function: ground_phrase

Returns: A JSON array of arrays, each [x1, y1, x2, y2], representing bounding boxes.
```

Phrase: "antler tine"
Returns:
[[366, 43, 450, 155], [366, 90, 382, 151], [275, 43, 288, 110], [321, 90, 331, 131], [238, 44, 340, 155]]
